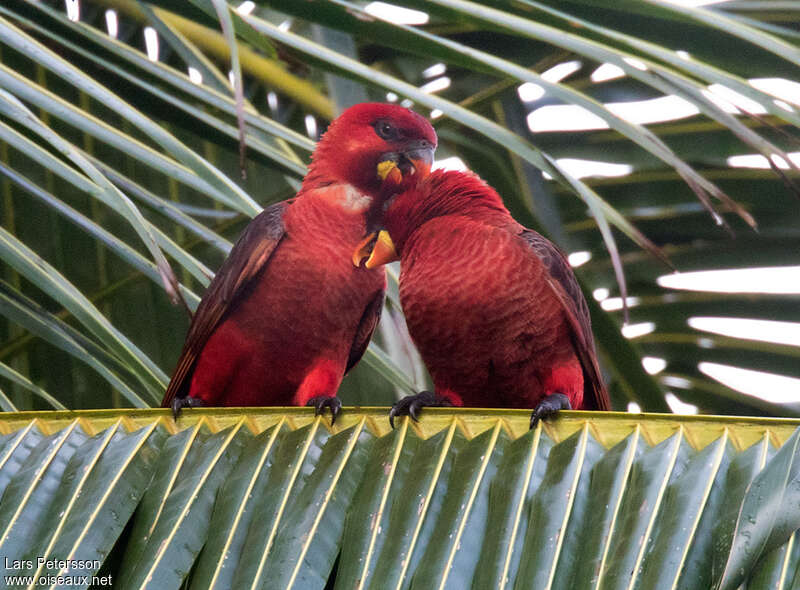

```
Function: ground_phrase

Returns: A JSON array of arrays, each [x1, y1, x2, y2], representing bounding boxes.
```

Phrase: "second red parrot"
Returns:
[[363, 169, 610, 427]]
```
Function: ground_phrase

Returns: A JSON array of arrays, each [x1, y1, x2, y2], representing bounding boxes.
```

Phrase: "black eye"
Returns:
[[374, 120, 398, 141]]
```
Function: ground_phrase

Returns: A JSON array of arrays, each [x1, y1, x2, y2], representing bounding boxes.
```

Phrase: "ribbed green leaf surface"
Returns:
[[747, 531, 799, 590], [2, 0, 798, 418], [0, 421, 88, 568], [190, 422, 284, 590], [30, 421, 165, 586], [366, 420, 466, 590], [412, 422, 507, 589], [335, 421, 420, 590], [716, 428, 800, 590], [231, 420, 330, 590], [0, 410, 799, 589], [119, 421, 209, 575], [603, 430, 693, 589], [570, 427, 642, 589], [260, 420, 373, 589], [517, 424, 605, 590], [473, 426, 553, 590], [0, 422, 43, 498], [639, 433, 732, 588], [118, 420, 250, 589]]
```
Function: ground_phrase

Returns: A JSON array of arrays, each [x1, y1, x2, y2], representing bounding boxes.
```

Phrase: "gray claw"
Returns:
[[171, 395, 204, 419], [307, 396, 342, 425], [389, 391, 451, 429], [530, 393, 571, 429]]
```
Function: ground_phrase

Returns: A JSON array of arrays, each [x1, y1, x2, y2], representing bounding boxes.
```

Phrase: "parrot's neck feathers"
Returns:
[[386, 170, 511, 253], [323, 183, 372, 212], [293, 182, 374, 217], [400, 170, 509, 224]]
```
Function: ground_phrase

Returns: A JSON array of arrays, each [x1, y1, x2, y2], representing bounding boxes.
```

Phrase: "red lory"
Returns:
[[162, 103, 436, 422], [361, 169, 610, 427]]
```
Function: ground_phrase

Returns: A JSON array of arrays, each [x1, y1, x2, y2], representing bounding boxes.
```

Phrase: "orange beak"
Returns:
[[364, 231, 398, 269], [352, 232, 377, 267], [352, 146, 431, 268], [377, 160, 403, 184], [352, 160, 403, 268]]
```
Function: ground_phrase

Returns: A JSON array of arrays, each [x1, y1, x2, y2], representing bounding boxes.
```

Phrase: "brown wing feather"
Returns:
[[520, 229, 610, 411], [346, 290, 385, 374], [161, 201, 289, 407]]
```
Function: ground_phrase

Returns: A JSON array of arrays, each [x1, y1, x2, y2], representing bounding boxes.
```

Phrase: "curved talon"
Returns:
[[389, 391, 452, 429], [530, 393, 571, 430], [306, 396, 342, 425], [171, 394, 204, 419]]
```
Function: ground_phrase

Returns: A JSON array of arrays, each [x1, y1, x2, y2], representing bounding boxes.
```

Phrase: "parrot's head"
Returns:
[[358, 170, 508, 268], [306, 102, 437, 196]]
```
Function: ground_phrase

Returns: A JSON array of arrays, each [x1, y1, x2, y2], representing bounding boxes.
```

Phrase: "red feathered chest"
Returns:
[[188, 189, 385, 406]]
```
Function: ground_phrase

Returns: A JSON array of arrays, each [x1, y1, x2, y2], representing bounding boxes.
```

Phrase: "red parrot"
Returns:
[[362, 169, 610, 427], [162, 103, 436, 422]]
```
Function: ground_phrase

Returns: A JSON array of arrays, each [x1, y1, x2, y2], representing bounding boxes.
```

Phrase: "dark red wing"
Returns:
[[346, 290, 385, 374], [161, 201, 289, 408], [520, 229, 611, 411]]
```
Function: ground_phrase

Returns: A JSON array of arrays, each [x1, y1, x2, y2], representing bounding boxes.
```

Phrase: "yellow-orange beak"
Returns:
[[364, 231, 398, 269], [352, 232, 377, 267], [352, 160, 404, 268], [377, 159, 402, 183]]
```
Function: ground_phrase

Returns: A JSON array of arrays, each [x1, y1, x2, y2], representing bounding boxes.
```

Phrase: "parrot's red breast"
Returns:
[[383, 170, 609, 412], [184, 188, 385, 407], [162, 103, 437, 417]]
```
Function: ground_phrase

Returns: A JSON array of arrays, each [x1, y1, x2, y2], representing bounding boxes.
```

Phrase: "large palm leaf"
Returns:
[[0, 0, 797, 414], [0, 408, 800, 589]]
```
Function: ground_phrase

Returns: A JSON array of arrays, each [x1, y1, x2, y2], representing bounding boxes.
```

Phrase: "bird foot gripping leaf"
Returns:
[[530, 393, 571, 429], [170, 394, 205, 420], [389, 390, 453, 429], [306, 395, 342, 425]]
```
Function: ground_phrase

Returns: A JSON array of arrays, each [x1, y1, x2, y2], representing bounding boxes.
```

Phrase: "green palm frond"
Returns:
[[0, 410, 799, 588], [0, 0, 797, 413]]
